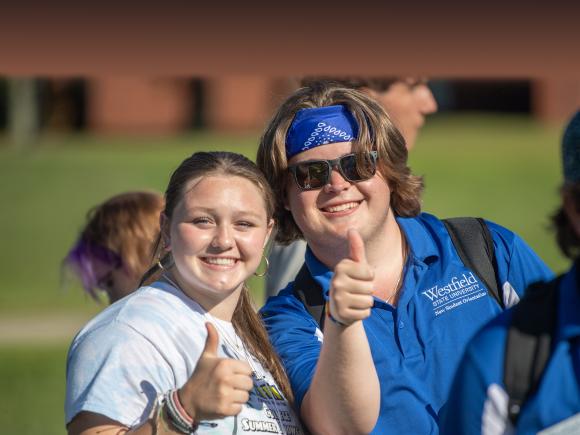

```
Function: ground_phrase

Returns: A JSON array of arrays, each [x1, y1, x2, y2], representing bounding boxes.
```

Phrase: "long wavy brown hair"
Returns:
[[142, 151, 294, 404], [257, 82, 424, 245]]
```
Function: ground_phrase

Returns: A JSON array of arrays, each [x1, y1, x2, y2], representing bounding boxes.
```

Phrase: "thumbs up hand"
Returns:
[[178, 322, 254, 421], [328, 229, 375, 326]]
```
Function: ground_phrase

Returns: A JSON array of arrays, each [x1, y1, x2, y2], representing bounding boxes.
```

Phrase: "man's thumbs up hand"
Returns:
[[328, 229, 375, 326]]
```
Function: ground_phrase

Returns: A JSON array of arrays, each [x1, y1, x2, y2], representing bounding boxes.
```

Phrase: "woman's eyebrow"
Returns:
[[183, 206, 264, 219]]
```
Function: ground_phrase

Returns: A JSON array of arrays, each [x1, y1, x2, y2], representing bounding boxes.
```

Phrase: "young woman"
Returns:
[[65, 151, 303, 434], [63, 190, 164, 304]]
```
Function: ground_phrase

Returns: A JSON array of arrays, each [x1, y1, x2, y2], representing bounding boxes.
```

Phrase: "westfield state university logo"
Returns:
[[421, 272, 488, 316]]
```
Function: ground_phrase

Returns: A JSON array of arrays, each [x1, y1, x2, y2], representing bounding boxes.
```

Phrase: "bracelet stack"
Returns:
[[163, 389, 198, 434]]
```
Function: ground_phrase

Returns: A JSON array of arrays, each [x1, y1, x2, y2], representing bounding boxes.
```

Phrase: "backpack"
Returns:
[[504, 277, 560, 425], [293, 217, 504, 330]]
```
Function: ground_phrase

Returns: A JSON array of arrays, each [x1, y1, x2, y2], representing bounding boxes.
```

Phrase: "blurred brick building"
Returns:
[[86, 77, 296, 135], [5, 77, 580, 136], [80, 77, 580, 134]]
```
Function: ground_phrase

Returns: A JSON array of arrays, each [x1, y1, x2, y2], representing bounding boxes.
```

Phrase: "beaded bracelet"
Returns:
[[163, 389, 198, 434]]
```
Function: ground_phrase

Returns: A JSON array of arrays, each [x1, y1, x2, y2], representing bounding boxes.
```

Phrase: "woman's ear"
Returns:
[[159, 213, 171, 251], [563, 191, 580, 239]]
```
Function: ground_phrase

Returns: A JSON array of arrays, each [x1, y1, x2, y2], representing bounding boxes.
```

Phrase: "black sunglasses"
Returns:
[[288, 151, 379, 190]]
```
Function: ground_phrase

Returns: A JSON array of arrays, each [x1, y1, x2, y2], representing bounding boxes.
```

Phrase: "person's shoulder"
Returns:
[[414, 213, 526, 253], [482, 218, 552, 274], [398, 211, 440, 225], [398, 212, 449, 236], [412, 212, 515, 237], [259, 283, 324, 362], [260, 283, 320, 331], [481, 218, 521, 245], [73, 282, 206, 349], [124, 281, 205, 319], [260, 283, 310, 317]]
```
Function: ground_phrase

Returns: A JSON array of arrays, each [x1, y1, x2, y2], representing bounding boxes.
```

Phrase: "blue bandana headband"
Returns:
[[286, 105, 359, 158], [563, 111, 580, 183]]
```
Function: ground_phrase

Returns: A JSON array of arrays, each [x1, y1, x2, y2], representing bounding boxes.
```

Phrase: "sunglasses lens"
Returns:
[[295, 161, 329, 189], [291, 152, 377, 190], [340, 153, 377, 182]]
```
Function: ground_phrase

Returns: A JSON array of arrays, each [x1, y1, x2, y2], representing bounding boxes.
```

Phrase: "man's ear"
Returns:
[[159, 213, 171, 251], [563, 191, 580, 239]]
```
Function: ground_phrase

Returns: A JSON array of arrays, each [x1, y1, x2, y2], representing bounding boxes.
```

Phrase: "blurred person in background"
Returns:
[[63, 190, 163, 305], [441, 111, 580, 435], [65, 152, 303, 435], [266, 76, 438, 298]]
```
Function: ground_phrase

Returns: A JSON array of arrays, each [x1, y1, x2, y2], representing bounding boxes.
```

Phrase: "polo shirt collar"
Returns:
[[396, 214, 440, 266], [303, 213, 441, 299]]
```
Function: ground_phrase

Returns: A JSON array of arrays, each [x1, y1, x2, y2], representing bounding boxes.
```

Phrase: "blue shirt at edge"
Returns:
[[440, 262, 580, 435]]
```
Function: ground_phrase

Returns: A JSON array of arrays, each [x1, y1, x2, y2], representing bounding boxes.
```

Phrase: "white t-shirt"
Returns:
[[65, 280, 303, 434]]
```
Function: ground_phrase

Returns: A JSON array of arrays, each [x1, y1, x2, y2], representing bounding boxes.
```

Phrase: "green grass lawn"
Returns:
[[0, 344, 69, 435], [0, 112, 571, 433], [409, 114, 565, 273]]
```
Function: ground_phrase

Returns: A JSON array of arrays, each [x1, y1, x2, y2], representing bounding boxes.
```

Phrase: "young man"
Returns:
[[265, 76, 438, 297], [441, 111, 580, 435], [256, 83, 553, 434]]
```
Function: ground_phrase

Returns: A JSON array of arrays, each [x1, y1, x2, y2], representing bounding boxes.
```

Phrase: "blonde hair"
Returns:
[[257, 82, 424, 244]]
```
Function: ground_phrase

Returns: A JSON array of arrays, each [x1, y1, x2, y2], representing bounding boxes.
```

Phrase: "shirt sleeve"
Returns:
[[65, 321, 174, 428], [260, 287, 323, 410], [440, 312, 514, 435], [487, 220, 554, 306]]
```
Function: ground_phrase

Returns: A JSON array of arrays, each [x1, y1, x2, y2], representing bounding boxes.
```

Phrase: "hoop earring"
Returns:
[[254, 254, 269, 277], [157, 253, 173, 271]]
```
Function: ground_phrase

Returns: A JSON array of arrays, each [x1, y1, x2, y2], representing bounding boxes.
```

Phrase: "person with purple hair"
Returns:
[[63, 191, 164, 304]]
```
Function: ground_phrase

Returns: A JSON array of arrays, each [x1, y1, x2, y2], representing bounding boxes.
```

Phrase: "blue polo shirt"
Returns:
[[440, 263, 580, 435], [260, 213, 553, 434]]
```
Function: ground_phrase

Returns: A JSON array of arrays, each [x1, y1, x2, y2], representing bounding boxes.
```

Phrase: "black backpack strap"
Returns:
[[293, 263, 326, 330], [504, 277, 560, 425], [443, 217, 503, 308]]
